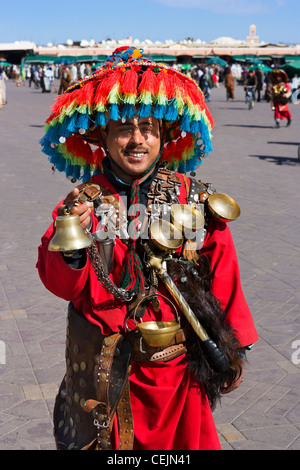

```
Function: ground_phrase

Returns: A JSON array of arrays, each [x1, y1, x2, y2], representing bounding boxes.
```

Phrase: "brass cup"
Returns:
[[207, 193, 241, 222], [134, 294, 180, 347], [149, 219, 183, 252], [137, 321, 180, 347]]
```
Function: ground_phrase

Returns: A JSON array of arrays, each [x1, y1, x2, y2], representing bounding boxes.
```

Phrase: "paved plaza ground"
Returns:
[[0, 78, 299, 450]]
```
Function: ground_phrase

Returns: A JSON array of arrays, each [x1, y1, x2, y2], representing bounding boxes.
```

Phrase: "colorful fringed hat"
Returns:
[[40, 46, 214, 182], [270, 69, 289, 84]]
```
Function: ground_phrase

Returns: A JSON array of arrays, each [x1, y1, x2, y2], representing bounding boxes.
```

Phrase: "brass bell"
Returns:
[[149, 219, 183, 252], [207, 193, 241, 222], [170, 204, 204, 232], [49, 211, 93, 252]]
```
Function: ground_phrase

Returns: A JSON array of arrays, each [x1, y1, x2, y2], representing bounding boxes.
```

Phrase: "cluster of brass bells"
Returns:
[[48, 193, 240, 253]]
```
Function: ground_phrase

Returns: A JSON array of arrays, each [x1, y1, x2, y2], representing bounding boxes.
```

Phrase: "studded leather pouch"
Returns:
[[53, 304, 133, 450]]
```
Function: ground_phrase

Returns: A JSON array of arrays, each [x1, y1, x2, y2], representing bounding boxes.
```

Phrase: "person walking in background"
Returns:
[[58, 67, 73, 94], [255, 68, 263, 102], [224, 66, 235, 101], [0, 65, 7, 107], [243, 70, 258, 102], [199, 66, 213, 101], [270, 69, 292, 128], [290, 74, 299, 101]]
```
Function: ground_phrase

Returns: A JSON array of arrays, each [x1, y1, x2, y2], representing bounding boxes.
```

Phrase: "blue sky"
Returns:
[[1, 0, 299, 46]]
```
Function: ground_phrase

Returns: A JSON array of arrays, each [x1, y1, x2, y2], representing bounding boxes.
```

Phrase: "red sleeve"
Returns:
[[201, 218, 258, 347], [36, 202, 93, 300]]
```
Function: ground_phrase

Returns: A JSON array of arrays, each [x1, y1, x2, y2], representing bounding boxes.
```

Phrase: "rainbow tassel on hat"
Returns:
[[40, 47, 214, 182]]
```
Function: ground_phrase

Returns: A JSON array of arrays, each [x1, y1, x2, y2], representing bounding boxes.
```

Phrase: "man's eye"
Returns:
[[140, 125, 152, 132]]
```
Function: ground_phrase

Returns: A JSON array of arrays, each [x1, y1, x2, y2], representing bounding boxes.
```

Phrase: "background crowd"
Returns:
[[1, 59, 299, 108]]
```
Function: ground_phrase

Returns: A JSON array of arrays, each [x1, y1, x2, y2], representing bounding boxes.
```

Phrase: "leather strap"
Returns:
[[83, 333, 134, 450], [131, 327, 188, 362], [117, 378, 134, 450]]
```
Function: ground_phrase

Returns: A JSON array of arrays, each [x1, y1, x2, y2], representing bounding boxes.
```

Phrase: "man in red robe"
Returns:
[[37, 47, 258, 451], [270, 69, 292, 128]]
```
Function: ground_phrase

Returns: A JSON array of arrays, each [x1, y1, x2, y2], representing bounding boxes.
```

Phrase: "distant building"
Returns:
[[247, 25, 259, 45]]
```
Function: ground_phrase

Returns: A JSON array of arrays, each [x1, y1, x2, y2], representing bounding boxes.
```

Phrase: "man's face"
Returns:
[[101, 116, 161, 178]]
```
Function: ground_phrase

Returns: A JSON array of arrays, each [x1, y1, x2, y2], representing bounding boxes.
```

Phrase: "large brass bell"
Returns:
[[48, 210, 93, 252], [207, 193, 241, 222]]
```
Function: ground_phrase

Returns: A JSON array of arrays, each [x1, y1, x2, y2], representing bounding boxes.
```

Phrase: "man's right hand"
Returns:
[[57, 188, 92, 230]]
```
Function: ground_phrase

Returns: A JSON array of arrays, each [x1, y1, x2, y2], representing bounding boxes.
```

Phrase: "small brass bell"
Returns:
[[49, 210, 92, 252]]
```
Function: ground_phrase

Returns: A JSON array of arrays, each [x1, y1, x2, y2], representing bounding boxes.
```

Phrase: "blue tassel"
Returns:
[[122, 103, 135, 119], [65, 161, 73, 179], [139, 103, 152, 118], [190, 119, 201, 134], [165, 100, 178, 122], [180, 107, 191, 132], [82, 165, 92, 182], [95, 112, 107, 127], [199, 118, 213, 154], [44, 124, 61, 144], [93, 167, 103, 176], [40, 135, 49, 147], [109, 103, 120, 121], [153, 104, 167, 119], [76, 112, 90, 130], [50, 153, 66, 172], [41, 140, 59, 160], [72, 165, 81, 180], [60, 116, 73, 138], [67, 112, 79, 133]]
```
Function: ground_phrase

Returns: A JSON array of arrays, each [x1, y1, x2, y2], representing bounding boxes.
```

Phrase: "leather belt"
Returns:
[[131, 327, 188, 362]]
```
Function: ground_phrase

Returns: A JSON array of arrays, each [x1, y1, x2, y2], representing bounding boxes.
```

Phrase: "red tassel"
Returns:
[[65, 135, 94, 164], [184, 79, 203, 105], [120, 68, 138, 95], [138, 67, 158, 93], [155, 70, 171, 98], [172, 74, 186, 102], [94, 70, 122, 106], [75, 81, 95, 107], [93, 146, 106, 168], [51, 88, 80, 115]]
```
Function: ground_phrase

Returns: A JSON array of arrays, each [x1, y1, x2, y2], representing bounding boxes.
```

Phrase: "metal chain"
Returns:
[[87, 241, 134, 302]]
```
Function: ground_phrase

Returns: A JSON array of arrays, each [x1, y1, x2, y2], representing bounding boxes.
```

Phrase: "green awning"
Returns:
[[150, 54, 176, 62], [256, 55, 272, 60], [284, 55, 300, 62], [282, 60, 300, 77], [205, 57, 227, 66], [25, 55, 56, 64], [55, 56, 77, 64], [0, 61, 11, 66], [76, 55, 96, 62], [247, 65, 273, 72], [233, 54, 257, 61]]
